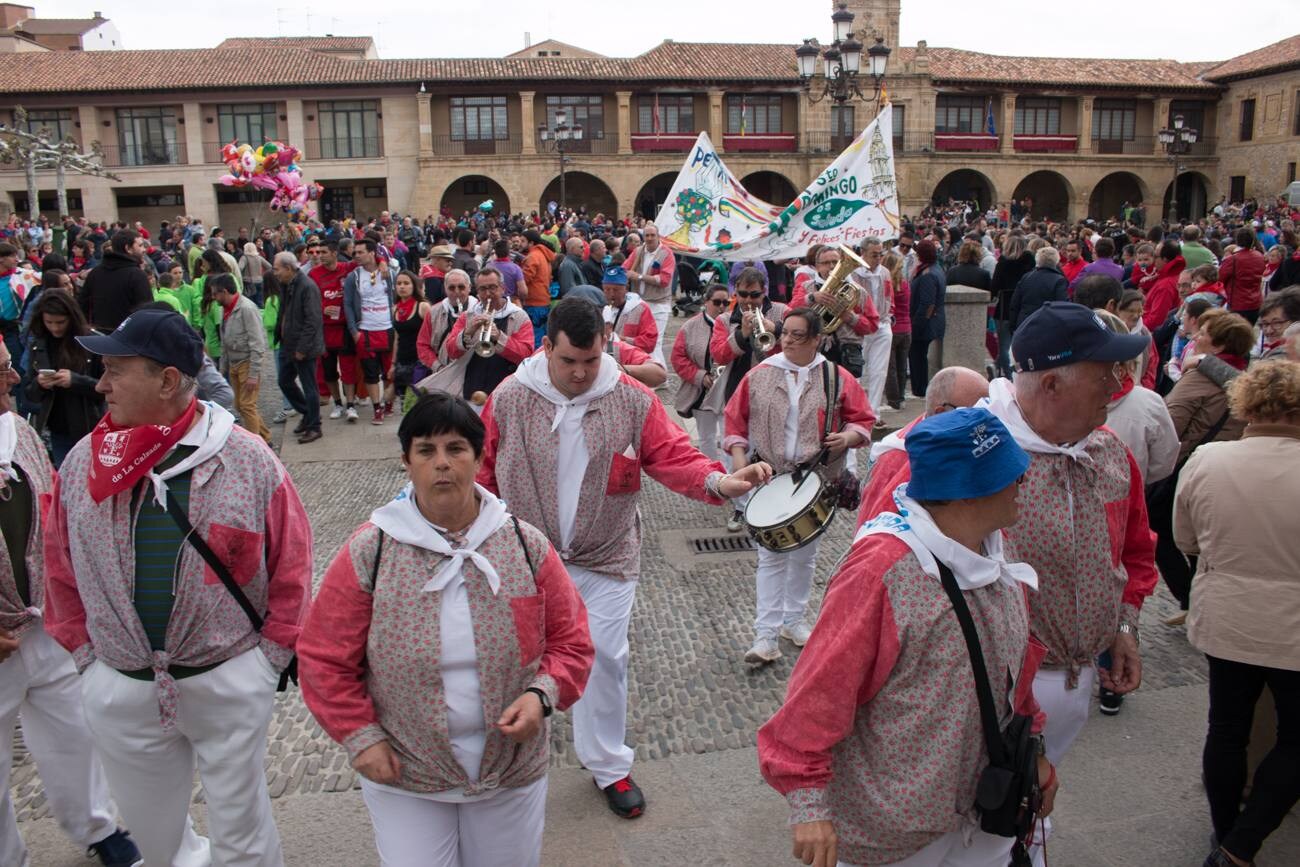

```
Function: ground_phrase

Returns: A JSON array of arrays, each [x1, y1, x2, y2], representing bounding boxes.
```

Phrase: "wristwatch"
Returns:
[[1117, 622, 1140, 645], [525, 687, 553, 718]]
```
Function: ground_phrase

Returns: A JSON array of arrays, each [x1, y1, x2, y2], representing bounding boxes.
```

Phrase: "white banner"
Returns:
[[654, 104, 900, 261]]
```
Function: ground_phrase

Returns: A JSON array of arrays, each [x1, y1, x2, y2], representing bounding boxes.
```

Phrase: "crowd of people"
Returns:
[[0, 188, 1297, 867]]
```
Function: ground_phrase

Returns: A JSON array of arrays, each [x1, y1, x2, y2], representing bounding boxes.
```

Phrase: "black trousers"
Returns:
[[1146, 482, 1193, 609], [1204, 655, 1300, 861], [908, 336, 932, 398]]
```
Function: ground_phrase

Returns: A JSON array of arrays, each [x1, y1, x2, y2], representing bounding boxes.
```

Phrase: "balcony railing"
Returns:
[[801, 130, 915, 156], [534, 131, 619, 155], [721, 132, 796, 153], [1013, 134, 1078, 153], [933, 132, 998, 152], [304, 136, 384, 160], [1092, 136, 1155, 155], [430, 133, 521, 156], [99, 141, 187, 167], [630, 132, 697, 153]]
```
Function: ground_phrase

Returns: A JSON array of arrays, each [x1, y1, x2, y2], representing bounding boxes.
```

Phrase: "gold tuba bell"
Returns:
[[810, 244, 871, 334]]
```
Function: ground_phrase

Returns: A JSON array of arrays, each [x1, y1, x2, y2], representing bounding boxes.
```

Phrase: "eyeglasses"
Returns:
[[816, 260, 839, 267], [736, 290, 764, 299], [1259, 316, 1290, 332], [706, 298, 728, 307], [782, 330, 810, 343], [1102, 362, 1124, 388]]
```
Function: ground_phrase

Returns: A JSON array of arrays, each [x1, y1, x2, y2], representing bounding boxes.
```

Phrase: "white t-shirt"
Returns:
[[357, 268, 391, 332]]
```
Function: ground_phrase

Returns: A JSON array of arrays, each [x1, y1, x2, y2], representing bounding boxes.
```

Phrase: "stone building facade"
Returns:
[[0, 4, 1294, 230]]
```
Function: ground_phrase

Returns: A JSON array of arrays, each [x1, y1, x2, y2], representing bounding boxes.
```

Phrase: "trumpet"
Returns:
[[474, 322, 497, 358], [448, 299, 465, 317], [751, 309, 776, 352]]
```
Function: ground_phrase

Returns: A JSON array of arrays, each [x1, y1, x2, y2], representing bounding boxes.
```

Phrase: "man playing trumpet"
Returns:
[[417, 266, 533, 412]]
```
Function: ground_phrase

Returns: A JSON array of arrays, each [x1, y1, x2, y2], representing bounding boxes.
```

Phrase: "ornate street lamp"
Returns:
[[795, 3, 890, 106], [538, 106, 584, 212], [1158, 113, 1199, 223]]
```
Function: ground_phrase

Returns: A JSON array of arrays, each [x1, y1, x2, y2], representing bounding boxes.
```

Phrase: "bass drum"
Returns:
[[744, 470, 837, 553]]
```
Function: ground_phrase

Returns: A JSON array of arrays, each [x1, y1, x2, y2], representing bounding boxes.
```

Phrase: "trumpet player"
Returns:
[[602, 264, 660, 357], [723, 307, 875, 665], [417, 266, 533, 414], [789, 245, 881, 385], [709, 267, 788, 530], [415, 268, 477, 377]]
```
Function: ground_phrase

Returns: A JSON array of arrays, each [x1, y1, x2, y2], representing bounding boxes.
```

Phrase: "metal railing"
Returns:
[[303, 136, 384, 160], [430, 133, 521, 156], [533, 131, 619, 155], [1092, 135, 1156, 156], [99, 141, 187, 167]]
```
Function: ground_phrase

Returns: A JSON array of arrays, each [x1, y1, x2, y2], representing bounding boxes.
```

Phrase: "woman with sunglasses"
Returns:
[[672, 280, 733, 467]]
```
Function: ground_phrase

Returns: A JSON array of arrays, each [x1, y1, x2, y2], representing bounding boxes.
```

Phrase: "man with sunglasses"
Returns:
[[980, 301, 1158, 861]]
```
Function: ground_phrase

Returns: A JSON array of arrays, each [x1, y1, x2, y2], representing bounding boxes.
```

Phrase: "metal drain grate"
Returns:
[[689, 534, 756, 554]]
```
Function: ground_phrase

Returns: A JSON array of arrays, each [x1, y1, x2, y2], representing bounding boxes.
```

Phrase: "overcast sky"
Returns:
[[64, 0, 1289, 63]]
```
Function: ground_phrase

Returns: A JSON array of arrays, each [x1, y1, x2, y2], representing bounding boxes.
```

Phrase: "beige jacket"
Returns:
[[1175, 424, 1300, 671], [1164, 367, 1247, 463]]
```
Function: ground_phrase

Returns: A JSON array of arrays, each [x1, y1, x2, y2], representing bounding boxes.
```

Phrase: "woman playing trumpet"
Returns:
[[417, 267, 533, 413]]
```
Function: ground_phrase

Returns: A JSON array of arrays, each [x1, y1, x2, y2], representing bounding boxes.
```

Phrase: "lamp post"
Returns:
[[538, 107, 583, 213], [1158, 113, 1198, 224], [794, 2, 890, 108]]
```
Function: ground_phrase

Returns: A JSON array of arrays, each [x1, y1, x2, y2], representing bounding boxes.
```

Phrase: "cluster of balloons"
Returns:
[[218, 140, 324, 218]]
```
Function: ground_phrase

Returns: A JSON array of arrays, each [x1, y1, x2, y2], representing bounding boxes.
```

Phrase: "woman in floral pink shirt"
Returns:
[[298, 393, 593, 867]]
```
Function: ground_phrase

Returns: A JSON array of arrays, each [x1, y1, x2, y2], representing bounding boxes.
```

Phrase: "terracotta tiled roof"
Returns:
[[1201, 34, 1300, 82], [925, 47, 1220, 91], [215, 36, 375, 52], [627, 41, 800, 81], [14, 17, 104, 35]]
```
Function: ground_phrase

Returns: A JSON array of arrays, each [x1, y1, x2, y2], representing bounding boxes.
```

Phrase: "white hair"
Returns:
[[444, 268, 471, 287], [1036, 246, 1061, 268], [273, 251, 298, 270]]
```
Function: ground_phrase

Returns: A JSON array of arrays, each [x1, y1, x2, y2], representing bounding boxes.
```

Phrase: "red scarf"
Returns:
[[394, 297, 418, 321], [88, 399, 199, 503], [221, 293, 239, 322], [1110, 372, 1136, 403], [1215, 352, 1249, 371], [0, 268, 13, 279]]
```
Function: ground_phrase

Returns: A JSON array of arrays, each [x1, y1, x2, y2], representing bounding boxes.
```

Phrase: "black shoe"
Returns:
[[297, 429, 323, 444], [1203, 847, 1251, 867], [1099, 687, 1124, 716], [292, 420, 308, 434], [598, 776, 645, 819], [88, 829, 142, 867]]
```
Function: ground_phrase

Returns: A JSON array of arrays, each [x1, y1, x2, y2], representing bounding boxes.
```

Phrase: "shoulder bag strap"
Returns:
[[512, 515, 536, 575], [163, 491, 264, 632], [936, 561, 1008, 767], [1173, 408, 1233, 476], [371, 529, 385, 585]]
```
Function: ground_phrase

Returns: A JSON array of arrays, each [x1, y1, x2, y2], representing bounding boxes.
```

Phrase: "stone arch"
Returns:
[[440, 175, 510, 221], [740, 171, 798, 206], [538, 171, 617, 218], [1163, 170, 1212, 222], [931, 169, 996, 212], [634, 172, 680, 220], [1087, 171, 1149, 222], [1011, 170, 1073, 222]]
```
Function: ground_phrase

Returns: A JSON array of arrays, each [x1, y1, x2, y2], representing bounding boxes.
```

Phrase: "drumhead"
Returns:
[[745, 471, 823, 527]]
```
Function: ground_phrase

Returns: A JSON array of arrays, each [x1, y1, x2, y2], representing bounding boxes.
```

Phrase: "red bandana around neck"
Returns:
[[1215, 351, 1249, 371], [1110, 372, 1136, 402], [87, 398, 199, 503], [394, 297, 418, 321]]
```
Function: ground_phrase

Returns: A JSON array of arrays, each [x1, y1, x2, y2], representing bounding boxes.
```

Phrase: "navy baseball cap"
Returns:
[[1011, 301, 1148, 372], [78, 310, 205, 377], [905, 408, 1030, 501]]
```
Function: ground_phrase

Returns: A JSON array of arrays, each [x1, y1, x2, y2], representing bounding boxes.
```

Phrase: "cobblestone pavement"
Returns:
[[10, 320, 1209, 827]]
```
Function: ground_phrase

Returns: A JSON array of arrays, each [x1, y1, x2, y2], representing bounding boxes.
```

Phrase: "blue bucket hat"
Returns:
[[905, 407, 1030, 501], [601, 265, 628, 286]]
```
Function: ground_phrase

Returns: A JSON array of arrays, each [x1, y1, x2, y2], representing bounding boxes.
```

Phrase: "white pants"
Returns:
[[1028, 666, 1097, 867], [694, 410, 723, 463], [754, 538, 821, 638], [646, 299, 671, 367], [839, 827, 1013, 867], [862, 325, 893, 415], [360, 776, 547, 867], [567, 564, 638, 788], [80, 646, 283, 867], [1, 626, 117, 867]]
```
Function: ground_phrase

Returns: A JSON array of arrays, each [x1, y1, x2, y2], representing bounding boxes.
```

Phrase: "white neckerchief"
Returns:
[[483, 299, 522, 320], [513, 352, 622, 432], [369, 482, 509, 595], [150, 402, 235, 507], [442, 296, 480, 317], [604, 291, 644, 327], [858, 486, 1038, 592], [980, 378, 1094, 464], [0, 411, 17, 482], [758, 353, 827, 462]]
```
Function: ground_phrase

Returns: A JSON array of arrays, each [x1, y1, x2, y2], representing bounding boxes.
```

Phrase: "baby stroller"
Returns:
[[673, 258, 703, 317]]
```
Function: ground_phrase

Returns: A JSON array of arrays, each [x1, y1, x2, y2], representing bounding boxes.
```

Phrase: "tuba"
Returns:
[[810, 244, 871, 334]]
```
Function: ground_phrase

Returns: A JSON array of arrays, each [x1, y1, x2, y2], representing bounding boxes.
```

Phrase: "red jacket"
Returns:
[[1218, 249, 1265, 313], [1142, 256, 1185, 331]]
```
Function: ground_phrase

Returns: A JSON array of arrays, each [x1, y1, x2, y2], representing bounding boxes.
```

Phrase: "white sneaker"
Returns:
[[358, 396, 371, 407], [328, 404, 344, 420], [780, 621, 814, 647], [345, 405, 359, 422], [271, 408, 297, 424], [744, 636, 782, 665], [726, 510, 744, 533]]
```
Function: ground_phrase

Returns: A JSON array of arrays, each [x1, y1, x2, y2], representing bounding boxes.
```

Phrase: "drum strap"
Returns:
[[793, 364, 839, 484]]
